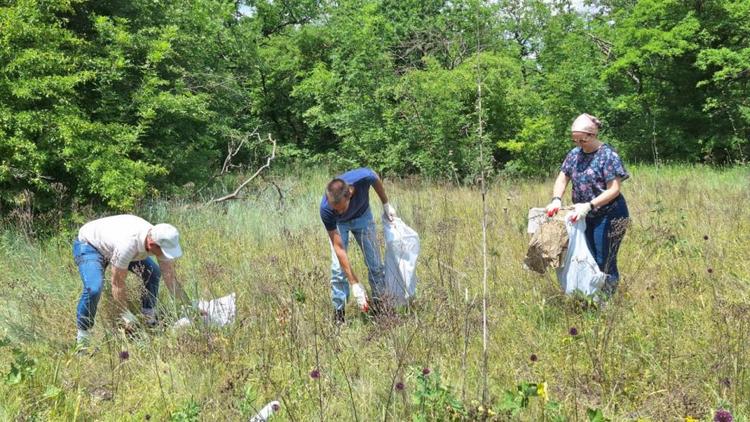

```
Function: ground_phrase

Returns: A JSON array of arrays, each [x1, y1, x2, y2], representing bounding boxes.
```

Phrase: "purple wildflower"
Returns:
[[119, 350, 129, 361], [395, 381, 405, 391], [569, 327, 578, 336], [422, 367, 431, 376], [310, 369, 321, 379], [714, 409, 733, 422]]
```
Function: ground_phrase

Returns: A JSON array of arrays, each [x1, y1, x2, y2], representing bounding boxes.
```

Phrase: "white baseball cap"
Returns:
[[151, 224, 183, 259]]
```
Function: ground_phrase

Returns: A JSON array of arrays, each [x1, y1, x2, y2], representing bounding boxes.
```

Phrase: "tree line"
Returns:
[[1, 0, 747, 218]]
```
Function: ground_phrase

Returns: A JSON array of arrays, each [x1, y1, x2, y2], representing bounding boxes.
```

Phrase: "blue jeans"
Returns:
[[329, 209, 384, 311], [584, 195, 629, 295], [73, 239, 161, 330]]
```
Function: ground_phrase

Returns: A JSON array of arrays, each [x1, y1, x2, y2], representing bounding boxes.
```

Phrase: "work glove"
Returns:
[[383, 202, 396, 221], [351, 283, 369, 313], [545, 198, 562, 217], [120, 310, 139, 333], [173, 301, 206, 329], [383, 203, 397, 222], [173, 317, 192, 329], [569, 202, 593, 222]]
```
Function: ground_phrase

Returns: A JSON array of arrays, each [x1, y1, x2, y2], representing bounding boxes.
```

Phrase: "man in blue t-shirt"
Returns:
[[320, 168, 397, 323]]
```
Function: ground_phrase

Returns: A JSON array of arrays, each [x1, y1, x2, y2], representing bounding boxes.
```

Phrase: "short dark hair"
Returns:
[[326, 178, 351, 205]]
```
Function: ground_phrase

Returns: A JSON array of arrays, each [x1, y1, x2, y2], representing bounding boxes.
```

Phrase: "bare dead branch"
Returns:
[[209, 133, 277, 204], [221, 128, 259, 175]]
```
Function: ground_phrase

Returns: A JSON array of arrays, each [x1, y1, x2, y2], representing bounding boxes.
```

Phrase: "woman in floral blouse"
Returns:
[[545, 113, 630, 296]]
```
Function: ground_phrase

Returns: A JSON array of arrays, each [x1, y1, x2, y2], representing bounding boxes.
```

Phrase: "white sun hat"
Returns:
[[151, 223, 183, 259]]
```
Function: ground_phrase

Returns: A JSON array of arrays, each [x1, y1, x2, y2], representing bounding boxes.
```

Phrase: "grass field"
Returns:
[[1, 165, 749, 421]]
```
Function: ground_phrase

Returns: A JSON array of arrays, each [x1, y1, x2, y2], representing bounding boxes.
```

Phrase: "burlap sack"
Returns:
[[524, 208, 570, 274]]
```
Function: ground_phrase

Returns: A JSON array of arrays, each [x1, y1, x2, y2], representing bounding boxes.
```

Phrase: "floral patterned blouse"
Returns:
[[560, 144, 629, 204]]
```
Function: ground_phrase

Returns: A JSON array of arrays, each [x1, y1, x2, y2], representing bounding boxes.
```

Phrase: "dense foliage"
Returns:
[[1, 0, 748, 215]]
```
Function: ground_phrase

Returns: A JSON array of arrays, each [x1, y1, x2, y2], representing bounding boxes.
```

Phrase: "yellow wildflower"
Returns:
[[537, 382, 548, 402]]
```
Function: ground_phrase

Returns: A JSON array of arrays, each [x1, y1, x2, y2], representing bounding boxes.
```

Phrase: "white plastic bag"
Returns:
[[249, 400, 280, 422], [382, 215, 420, 306], [556, 219, 606, 296], [172, 293, 236, 329], [197, 292, 236, 327]]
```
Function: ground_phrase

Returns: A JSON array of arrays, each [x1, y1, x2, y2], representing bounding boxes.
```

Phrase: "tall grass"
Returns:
[[0, 165, 748, 420]]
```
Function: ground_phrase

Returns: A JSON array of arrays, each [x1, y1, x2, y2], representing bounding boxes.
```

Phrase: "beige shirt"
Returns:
[[78, 215, 169, 269]]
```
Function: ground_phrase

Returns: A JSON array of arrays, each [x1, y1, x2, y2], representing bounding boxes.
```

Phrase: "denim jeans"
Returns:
[[73, 239, 161, 330], [329, 208, 384, 311], [584, 195, 629, 295]]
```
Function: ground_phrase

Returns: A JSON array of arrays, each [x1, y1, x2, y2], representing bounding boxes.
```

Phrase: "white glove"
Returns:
[[173, 317, 192, 329], [569, 202, 592, 222], [351, 283, 369, 312], [383, 203, 397, 222], [120, 310, 138, 331], [545, 198, 562, 217]]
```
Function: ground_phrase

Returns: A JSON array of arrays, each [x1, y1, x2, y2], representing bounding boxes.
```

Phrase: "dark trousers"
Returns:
[[73, 240, 161, 330], [584, 195, 629, 295]]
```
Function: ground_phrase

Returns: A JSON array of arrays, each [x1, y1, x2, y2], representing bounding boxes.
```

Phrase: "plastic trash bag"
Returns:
[[249, 400, 281, 422], [382, 215, 420, 306], [174, 293, 237, 328], [197, 292, 236, 326], [556, 219, 606, 296]]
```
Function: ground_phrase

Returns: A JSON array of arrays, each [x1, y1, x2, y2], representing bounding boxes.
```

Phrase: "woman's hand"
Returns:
[[546, 198, 562, 216], [569, 202, 593, 222]]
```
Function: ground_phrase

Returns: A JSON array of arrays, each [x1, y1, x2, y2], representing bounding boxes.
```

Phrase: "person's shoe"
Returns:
[[74, 340, 87, 356], [333, 309, 345, 325], [74, 335, 98, 357], [143, 314, 158, 329], [75, 329, 91, 356]]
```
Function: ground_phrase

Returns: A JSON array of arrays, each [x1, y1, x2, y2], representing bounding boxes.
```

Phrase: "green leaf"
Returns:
[[587, 407, 610, 422], [43, 385, 63, 400]]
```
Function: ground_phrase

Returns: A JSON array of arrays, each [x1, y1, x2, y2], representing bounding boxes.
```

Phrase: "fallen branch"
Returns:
[[221, 128, 258, 175], [208, 133, 277, 204]]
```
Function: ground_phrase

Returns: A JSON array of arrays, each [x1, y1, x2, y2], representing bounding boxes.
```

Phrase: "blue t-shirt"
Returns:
[[560, 144, 629, 204], [320, 168, 378, 231]]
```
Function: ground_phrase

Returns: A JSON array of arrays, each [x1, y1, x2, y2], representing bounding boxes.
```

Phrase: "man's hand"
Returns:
[[160, 260, 190, 304], [351, 283, 369, 312], [120, 310, 138, 333], [383, 203, 397, 222], [569, 202, 593, 222], [545, 198, 562, 217]]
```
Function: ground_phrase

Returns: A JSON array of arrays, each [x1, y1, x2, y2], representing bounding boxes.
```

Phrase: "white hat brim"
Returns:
[[161, 244, 183, 260]]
